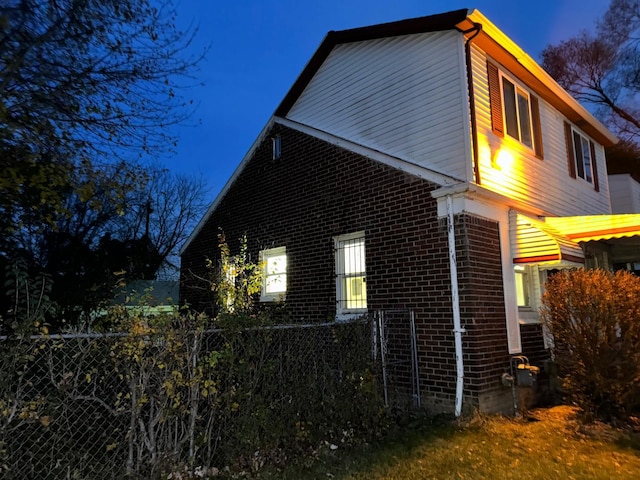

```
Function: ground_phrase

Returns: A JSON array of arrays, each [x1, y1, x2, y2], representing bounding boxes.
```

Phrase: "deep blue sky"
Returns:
[[170, 0, 607, 200]]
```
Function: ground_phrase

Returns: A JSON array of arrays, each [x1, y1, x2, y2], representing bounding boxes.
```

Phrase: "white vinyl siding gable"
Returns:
[[471, 45, 611, 216], [287, 31, 472, 181]]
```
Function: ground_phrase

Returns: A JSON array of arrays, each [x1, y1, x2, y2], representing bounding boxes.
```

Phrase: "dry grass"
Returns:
[[262, 406, 640, 480]]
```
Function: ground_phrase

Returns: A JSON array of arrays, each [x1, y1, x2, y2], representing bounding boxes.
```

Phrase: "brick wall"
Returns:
[[520, 323, 549, 369], [520, 322, 555, 405], [454, 214, 513, 412], [181, 123, 513, 412]]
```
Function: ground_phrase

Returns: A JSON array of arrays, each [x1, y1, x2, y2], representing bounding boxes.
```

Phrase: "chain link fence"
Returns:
[[1, 315, 389, 479], [372, 310, 421, 409]]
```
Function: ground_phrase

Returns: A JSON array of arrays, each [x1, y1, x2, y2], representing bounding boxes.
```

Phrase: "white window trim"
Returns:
[[571, 127, 593, 184], [499, 70, 534, 150], [514, 264, 531, 308], [334, 231, 367, 321], [260, 246, 287, 302], [515, 262, 584, 325], [514, 264, 540, 325], [272, 135, 281, 160]]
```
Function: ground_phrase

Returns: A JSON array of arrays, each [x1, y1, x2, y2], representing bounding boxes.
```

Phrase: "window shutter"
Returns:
[[487, 62, 504, 137], [531, 96, 544, 159], [564, 121, 576, 178], [590, 140, 599, 192]]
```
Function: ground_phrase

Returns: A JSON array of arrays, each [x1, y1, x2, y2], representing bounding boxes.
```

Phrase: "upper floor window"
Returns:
[[335, 232, 367, 318], [573, 130, 593, 183], [260, 246, 287, 301], [563, 122, 600, 192], [502, 76, 533, 148], [487, 61, 544, 159]]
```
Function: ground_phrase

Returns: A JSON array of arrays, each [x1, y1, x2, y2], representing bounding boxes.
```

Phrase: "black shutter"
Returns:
[[564, 121, 576, 178], [590, 140, 599, 192], [531, 96, 544, 159], [487, 61, 504, 137]]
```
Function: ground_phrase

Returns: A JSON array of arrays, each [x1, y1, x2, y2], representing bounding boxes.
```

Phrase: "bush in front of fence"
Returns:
[[1, 243, 389, 478], [1, 305, 387, 478]]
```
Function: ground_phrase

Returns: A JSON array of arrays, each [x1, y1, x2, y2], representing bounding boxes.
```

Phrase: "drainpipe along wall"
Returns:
[[446, 194, 465, 417], [445, 24, 481, 418]]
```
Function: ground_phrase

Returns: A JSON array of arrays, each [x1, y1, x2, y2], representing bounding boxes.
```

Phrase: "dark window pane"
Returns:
[[517, 91, 532, 148], [573, 131, 585, 179], [581, 137, 592, 183], [502, 78, 519, 140]]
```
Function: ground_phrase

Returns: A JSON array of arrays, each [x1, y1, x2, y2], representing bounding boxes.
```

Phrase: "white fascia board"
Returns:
[[431, 182, 550, 219], [276, 117, 462, 187], [179, 117, 275, 256]]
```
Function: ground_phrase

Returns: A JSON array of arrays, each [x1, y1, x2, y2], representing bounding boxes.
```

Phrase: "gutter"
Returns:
[[446, 194, 465, 417], [458, 22, 483, 185]]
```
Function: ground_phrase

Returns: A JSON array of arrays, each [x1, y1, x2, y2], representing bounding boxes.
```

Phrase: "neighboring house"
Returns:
[[609, 174, 640, 214], [607, 174, 640, 273], [180, 9, 640, 414], [113, 280, 179, 315]]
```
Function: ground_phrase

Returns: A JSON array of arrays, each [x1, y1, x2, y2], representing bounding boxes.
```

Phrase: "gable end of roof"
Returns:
[[275, 8, 470, 117]]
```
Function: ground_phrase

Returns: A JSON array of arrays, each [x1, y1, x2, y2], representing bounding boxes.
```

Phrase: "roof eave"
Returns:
[[275, 8, 470, 117], [179, 118, 276, 256], [463, 9, 617, 147], [277, 8, 616, 147]]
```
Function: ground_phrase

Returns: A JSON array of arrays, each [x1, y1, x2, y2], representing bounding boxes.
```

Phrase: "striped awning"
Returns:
[[545, 214, 640, 243], [510, 212, 584, 264]]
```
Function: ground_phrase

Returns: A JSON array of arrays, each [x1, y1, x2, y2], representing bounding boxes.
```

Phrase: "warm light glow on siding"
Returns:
[[482, 145, 520, 196], [493, 148, 515, 171], [477, 137, 532, 201]]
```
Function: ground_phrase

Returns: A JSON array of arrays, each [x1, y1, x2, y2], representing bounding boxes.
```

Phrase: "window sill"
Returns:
[[335, 311, 368, 322], [260, 294, 286, 303], [518, 307, 541, 325]]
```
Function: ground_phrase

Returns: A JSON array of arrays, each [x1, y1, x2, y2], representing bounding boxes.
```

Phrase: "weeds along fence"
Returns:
[[0, 314, 387, 479]]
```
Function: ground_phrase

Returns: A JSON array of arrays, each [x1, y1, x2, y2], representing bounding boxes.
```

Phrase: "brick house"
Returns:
[[180, 9, 640, 414]]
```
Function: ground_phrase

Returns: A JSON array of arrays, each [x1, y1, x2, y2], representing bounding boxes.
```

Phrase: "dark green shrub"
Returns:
[[541, 269, 640, 420]]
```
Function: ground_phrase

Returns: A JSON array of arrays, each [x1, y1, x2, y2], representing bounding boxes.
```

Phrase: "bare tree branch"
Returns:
[[542, 0, 640, 141]]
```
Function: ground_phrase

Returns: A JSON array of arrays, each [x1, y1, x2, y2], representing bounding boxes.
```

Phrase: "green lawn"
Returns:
[[259, 406, 640, 480]]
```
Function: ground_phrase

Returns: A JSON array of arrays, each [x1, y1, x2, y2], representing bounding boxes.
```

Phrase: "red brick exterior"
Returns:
[[180, 123, 514, 412], [455, 214, 513, 412], [520, 323, 549, 369]]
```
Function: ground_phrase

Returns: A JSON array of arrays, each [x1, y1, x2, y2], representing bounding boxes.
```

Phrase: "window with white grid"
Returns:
[[335, 232, 367, 318], [260, 246, 287, 301]]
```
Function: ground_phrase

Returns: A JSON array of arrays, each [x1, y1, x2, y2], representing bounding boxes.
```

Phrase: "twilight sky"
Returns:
[[169, 0, 607, 200]]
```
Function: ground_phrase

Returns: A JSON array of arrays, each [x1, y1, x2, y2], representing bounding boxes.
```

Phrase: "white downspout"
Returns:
[[446, 194, 465, 417]]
